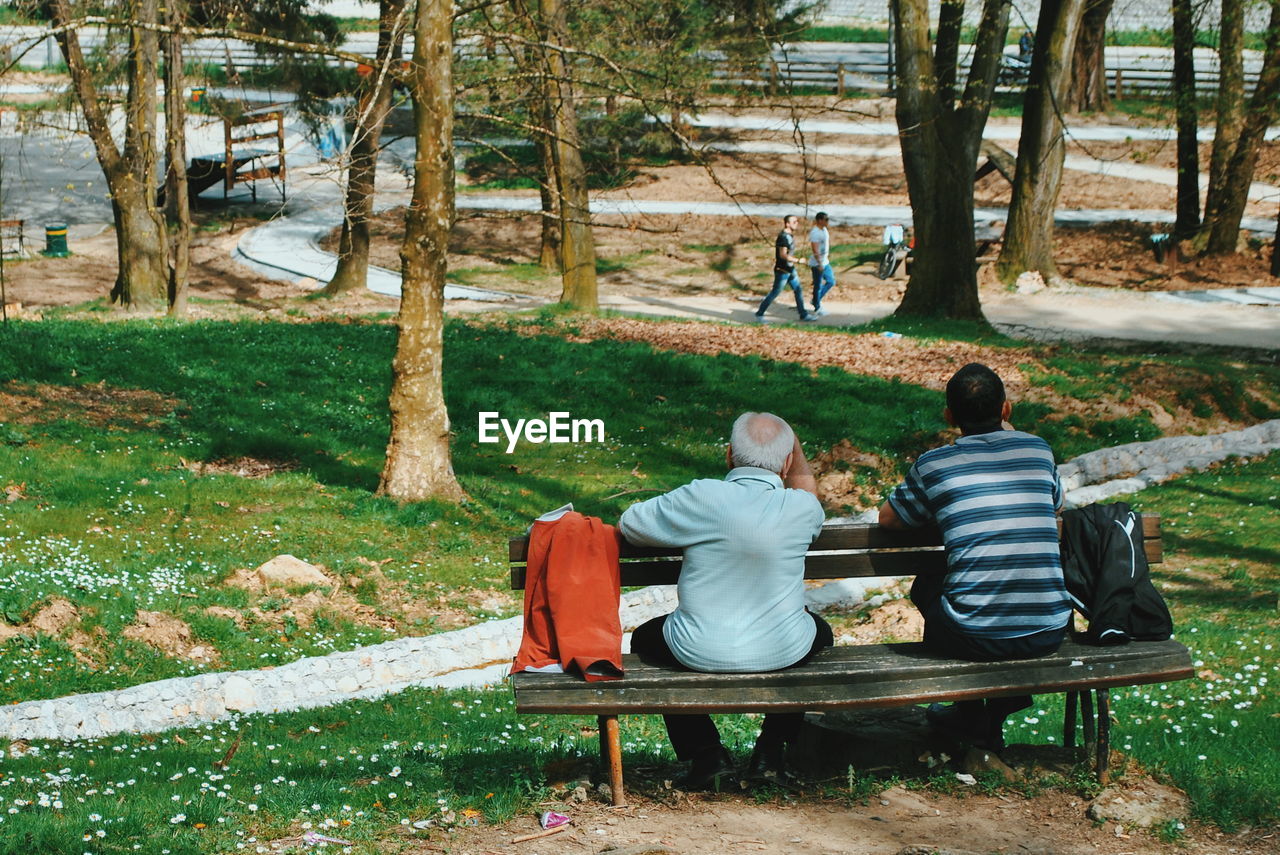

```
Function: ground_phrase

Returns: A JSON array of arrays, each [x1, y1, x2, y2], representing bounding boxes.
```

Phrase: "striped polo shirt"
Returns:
[[888, 430, 1070, 639]]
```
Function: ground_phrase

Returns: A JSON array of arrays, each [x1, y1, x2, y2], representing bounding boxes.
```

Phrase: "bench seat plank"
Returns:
[[512, 639, 1193, 715]]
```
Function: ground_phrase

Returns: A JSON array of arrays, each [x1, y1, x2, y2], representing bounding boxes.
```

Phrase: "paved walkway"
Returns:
[[1155, 286, 1280, 306], [237, 178, 1280, 326], [683, 111, 1280, 143], [702, 139, 1280, 207], [232, 195, 1280, 346], [234, 175, 513, 303], [597, 290, 1280, 351]]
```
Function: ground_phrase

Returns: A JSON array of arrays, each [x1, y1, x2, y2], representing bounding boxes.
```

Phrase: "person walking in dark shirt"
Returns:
[[754, 215, 815, 323]]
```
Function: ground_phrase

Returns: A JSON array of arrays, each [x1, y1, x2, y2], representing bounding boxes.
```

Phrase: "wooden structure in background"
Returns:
[[0, 219, 25, 256], [179, 109, 287, 204]]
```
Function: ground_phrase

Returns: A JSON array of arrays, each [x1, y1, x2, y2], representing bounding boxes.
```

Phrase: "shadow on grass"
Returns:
[[1154, 566, 1280, 612], [1164, 531, 1280, 571]]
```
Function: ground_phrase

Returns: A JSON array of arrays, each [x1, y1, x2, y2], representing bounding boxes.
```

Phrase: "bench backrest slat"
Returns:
[[510, 551, 952, 589], [509, 514, 1162, 590]]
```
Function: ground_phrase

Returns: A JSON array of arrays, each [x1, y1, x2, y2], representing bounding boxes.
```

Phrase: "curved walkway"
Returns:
[[238, 192, 1280, 348], [232, 173, 515, 303]]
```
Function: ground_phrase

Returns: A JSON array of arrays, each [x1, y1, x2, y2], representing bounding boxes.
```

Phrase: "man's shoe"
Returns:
[[926, 703, 1003, 751], [811, 306, 827, 316], [799, 313, 818, 322], [680, 745, 736, 792], [745, 740, 794, 787], [754, 313, 771, 324]]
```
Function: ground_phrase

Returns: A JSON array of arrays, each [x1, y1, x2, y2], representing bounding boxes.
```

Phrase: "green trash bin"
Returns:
[[42, 223, 70, 258]]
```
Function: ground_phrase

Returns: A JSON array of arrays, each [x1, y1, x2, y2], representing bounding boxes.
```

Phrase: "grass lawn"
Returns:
[[0, 315, 1277, 850], [0, 315, 1277, 701], [0, 452, 1274, 854]]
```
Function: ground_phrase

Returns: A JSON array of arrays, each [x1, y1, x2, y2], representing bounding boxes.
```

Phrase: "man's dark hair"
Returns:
[[784, 214, 798, 224], [946, 363, 1005, 432], [815, 211, 828, 222]]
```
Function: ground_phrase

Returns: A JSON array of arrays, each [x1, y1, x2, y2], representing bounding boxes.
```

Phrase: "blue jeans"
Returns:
[[756, 268, 807, 318], [810, 263, 835, 309], [910, 572, 1066, 724]]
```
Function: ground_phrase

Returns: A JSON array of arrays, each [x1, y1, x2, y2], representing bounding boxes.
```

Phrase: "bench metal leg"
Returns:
[[1096, 688, 1111, 783], [1081, 689, 1096, 759], [598, 714, 625, 806], [1063, 691, 1078, 751]]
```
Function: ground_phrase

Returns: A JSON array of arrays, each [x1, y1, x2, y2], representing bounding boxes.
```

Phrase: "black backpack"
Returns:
[[1059, 502, 1173, 645]]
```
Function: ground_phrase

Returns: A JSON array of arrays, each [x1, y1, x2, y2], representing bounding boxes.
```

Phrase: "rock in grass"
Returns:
[[1087, 779, 1190, 828], [256, 554, 329, 587], [1015, 270, 1046, 294]]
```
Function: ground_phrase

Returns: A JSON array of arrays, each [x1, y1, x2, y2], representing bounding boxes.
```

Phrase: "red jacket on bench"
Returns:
[[512, 511, 624, 681]]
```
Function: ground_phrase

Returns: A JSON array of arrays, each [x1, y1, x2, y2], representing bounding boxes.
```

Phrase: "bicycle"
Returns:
[[998, 52, 1031, 87], [877, 225, 910, 280]]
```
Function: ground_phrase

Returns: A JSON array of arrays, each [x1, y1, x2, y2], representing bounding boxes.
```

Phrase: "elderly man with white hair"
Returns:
[[620, 412, 830, 790]]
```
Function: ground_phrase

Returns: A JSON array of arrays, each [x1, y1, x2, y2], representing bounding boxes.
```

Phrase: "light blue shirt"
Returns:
[[618, 467, 824, 672], [808, 225, 830, 268]]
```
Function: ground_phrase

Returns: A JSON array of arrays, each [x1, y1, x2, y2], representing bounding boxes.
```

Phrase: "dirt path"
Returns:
[[413, 786, 1266, 855]]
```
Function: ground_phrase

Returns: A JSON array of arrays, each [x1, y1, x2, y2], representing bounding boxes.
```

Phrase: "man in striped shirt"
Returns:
[[878, 363, 1070, 751]]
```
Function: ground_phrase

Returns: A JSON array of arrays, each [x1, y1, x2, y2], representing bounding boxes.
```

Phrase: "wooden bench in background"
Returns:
[[163, 109, 288, 206], [0, 218, 24, 257], [509, 516, 1193, 805]]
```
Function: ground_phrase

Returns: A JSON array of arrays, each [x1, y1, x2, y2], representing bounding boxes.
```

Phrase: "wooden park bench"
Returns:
[[0, 218, 25, 257], [161, 109, 288, 206], [509, 515, 1193, 805]]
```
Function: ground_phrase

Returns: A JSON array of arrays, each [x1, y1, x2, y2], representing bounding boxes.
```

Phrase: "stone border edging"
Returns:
[[5, 419, 1278, 743], [0, 587, 680, 742], [1059, 419, 1280, 507]]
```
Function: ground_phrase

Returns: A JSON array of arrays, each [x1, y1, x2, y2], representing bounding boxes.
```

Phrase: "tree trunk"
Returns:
[[537, 169, 561, 272], [1171, 0, 1201, 238], [51, 0, 169, 310], [325, 0, 408, 296], [532, 87, 561, 272], [933, 0, 965, 107], [164, 0, 191, 317], [510, 0, 562, 273], [996, 0, 1087, 284], [1203, 0, 1245, 236], [378, 0, 466, 503], [1065, 0, 1111, 111], [529, 82, 560, 272], [892, 0, 1009, 321], [540, 0, 598, 309], [1272, 204, 1280, 276], [1203, 0, 1280, 255]]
